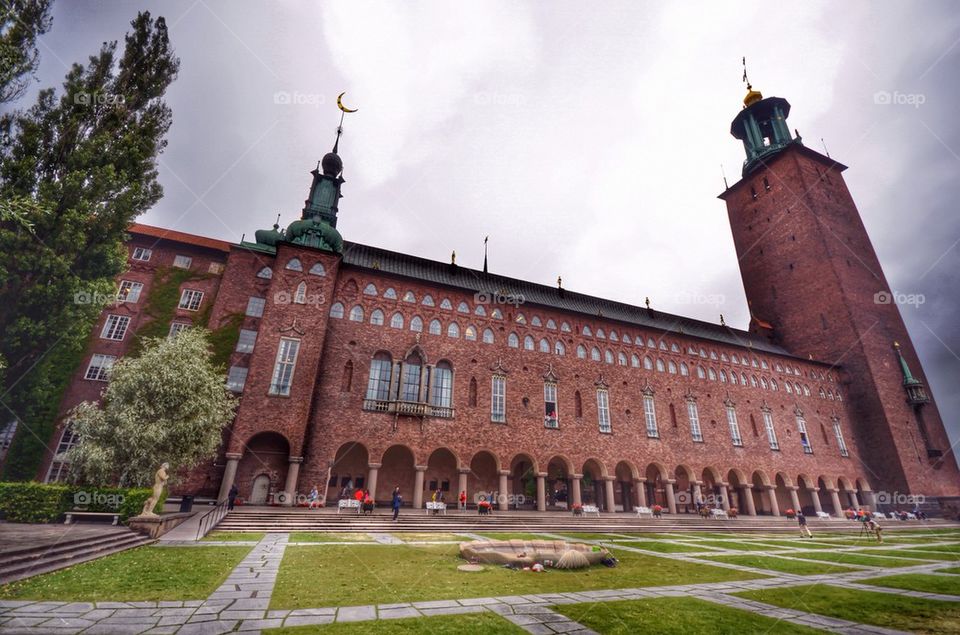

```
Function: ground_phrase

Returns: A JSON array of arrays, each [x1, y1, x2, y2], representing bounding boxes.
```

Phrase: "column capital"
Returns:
[[459, 467, 473, 474], [762, 484, 776, 490], [692, 480, 704, 486], [665, 479, 677, 485], [288, 456, 304, 464], [825, 487, 839, 493], [498, 470, 511, 477], [571, 473, 584, 479], [367, 462, 382, 470], [787, 485, 799, 491], [225, 452, 243, 461], [633, 477, 647, 484], [415, 465, 429, 472], [536, 472, 548, 478], [600, 475, 615, 482]]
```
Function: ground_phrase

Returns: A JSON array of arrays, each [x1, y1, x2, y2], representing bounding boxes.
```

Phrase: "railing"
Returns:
[[195, 498, 229, 541], [362, 399, 454, 419]]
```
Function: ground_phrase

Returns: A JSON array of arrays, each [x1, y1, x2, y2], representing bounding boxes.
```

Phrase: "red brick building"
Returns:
[[22, 86, 960, 516]]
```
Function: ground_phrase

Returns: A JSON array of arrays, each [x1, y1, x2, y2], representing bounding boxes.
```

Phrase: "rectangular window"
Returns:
[[45, 425, 78, 483], [726, 406, 743, 446], [236, 329, 258, 353], [643, 394, 658, 438], [491, 375, 506, 423], [687, 400, 703, 442], [365, 357, 393, 401], [227, 366, 248, 392], [100, 314, 130, 340], [0, 419, 17, 463], [833, 419, 849, 457], [268, 337, 300, 396], [173, 254, 192, 269], [400, 363, 422, 402], [797, 415, 813, 453], [246, 296, 266, 317], [84, 354, 116, 381], [178, 289, 203, 311], [763, 410, 780, 450], [208, 262, 225, 274], [168, 322, 190, 338], [117, 280, 144, 303], [131, 247, 152, 261], [597, 389, 611, 433], [431, 366, 453, 407], [544, 382, 558, 428]]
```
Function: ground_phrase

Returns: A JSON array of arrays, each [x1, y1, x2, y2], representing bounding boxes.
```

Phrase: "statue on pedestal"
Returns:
[[140, 462, 169, 517]]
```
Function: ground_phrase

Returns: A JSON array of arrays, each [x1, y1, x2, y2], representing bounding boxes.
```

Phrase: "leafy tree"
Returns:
[[0, 11, 179, 479], [0, 0, 53, 104], [66, 329, 236, 487]]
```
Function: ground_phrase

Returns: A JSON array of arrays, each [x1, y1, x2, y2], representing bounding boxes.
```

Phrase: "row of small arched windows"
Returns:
[[256, 258, 326, 279]]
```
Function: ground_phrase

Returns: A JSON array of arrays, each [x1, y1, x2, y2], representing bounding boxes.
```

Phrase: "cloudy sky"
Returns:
[[12, 1, 960, 448]]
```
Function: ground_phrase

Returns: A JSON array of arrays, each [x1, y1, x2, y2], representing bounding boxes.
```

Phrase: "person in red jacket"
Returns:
[[354, 488, 364, 502], [459, 490, 467, 512]]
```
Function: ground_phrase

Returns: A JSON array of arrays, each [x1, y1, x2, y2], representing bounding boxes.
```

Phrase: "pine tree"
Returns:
[[0, 0, 53, 104]]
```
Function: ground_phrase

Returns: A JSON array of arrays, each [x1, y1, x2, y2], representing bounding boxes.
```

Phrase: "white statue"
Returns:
[[140, 462, 169, 517]]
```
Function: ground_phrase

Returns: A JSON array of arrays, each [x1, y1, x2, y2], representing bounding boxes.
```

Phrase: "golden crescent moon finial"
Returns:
[[337, 92, 358, 113]]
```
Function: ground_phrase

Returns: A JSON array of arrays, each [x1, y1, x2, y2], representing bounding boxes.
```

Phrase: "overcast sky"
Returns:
[[11, 1, 960, 451]]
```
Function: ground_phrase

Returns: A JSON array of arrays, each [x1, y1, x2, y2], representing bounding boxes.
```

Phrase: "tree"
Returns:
[[0, 11, 179, 479], [0, 0, 53, 104], [66, 329, 236, 488]]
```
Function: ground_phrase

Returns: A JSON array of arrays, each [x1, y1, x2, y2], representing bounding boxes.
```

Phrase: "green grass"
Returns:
[[618, 540, 717, 553], [0, 546, 250, 601], [939, 567, 960, 575], [551, 532, 632, 541], [202, 531, 265, 542], [289, 532, 373, 542], [702, 554, 863, 575], [554, 596, 822, 634], [788, 550, 937, 568], [695, 540, 778, 551], [752, 539, 838, 550], [272, 544, 764, 609], [264, 612, 523, 634], [859, 548, 960, 562], [861, 573, 960, 596], [902, 544, 960, 554], [474, 532, 554, 541], [392, 533, 468, 542], [736, 584, 960, 634]]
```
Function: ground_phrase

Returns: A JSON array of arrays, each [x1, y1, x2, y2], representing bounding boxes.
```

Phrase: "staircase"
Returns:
[[214, 507, 960, 535], [0, 526, 154, 585]]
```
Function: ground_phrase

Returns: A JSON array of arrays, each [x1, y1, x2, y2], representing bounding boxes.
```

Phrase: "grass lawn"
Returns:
[[858, 548, 959, 562], [272, 544, 764, 609], [264, 612, 524, 634], [392, 533, 468, 542], [939, 567, 960, 575], [551, 532, 632, 541], [861, 573, 960, 595], [0, 546, 249, 601], [617, 540, 717, 553], [786, 550, 931, 568], [736, 584, 960, 634], [554, 596, 822, 634], [751, 539, 838, 550], [694, 540, 778, 551], [202, 531, 265, 542], [701, 554, 863, 575], [474, 532, 554, 541], [289, 532, 373, 542], [901, 545, 960, 555]]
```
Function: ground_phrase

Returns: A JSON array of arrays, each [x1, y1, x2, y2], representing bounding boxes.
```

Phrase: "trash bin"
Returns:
[[179, 495, 194, 513]]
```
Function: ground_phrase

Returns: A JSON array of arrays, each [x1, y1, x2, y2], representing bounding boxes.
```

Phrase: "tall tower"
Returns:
[[719, 83, 959, 502]]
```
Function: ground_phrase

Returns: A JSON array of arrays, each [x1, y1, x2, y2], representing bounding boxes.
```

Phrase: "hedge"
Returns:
[[0, 482, 167, 523]]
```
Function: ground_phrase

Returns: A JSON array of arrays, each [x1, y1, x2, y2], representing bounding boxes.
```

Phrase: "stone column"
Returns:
[[664, 479, 677, 515], [718, 483, 731, 511], [217, 452, 242, 502], [571, 474, 583, 507], [829, 488, 844, 518], [634, 478, 647, 508], [536, 472, 547, 512], [848, 490, 860, 508], [603, 477, 617, 513], [765, 485, 780, 517], [692, 481, 703, 508], [741, 486, 757, 516], [811, 487, 823, 514], [498, 470, 510, 511], [862, 489, 876, 511], [282, 456, 303, 506], [366, 463, 381, 501], [458, 468, 470, 509], [788, 486, 801, 513], [413, 465, 427, 509]]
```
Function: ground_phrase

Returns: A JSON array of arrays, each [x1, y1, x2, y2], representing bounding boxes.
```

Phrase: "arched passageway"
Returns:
[[614, 461, 638, 512], [509, 454, 537, 510], [546, 456, 572, 509], [424, 447, 458, 506], [236, 432, 290, 505], [327, 441, 369, 502], [380, 444, 416, 506]]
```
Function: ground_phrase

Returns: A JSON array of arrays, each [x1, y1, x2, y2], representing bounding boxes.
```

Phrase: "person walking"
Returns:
[[459, 490, 467, 512], [392, 487, 402, 522], [797, 511, 812, 538], [868, 515, 883, 543], [307, 485, 320, 509], [227, 483, 239, 511]]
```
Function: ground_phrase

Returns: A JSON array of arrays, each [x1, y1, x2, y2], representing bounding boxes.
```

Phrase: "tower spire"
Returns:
[[483, 236, 488, 274]]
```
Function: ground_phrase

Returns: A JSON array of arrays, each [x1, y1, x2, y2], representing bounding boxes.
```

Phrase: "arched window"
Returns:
[[383, 287, 397, 299], [743, 373, 750, 385], [561, 321, 571, 332], [491, 308, 503, 319], [546, 319, 557, 330], [631, 354, 640, 368], [294, 282, 307, 304], [696, 365, 706, 379], [447, 322, 460, 338], [468, 377, 478, 407], [465, 325, 477, 341], [656, 358, 665, 372], [659, 341, 668, 351], [643, 356, 654, 370], [508, 332, 519, 348], [256, 266, 272, 279], [583, 325, 592, 336], [785, 382, 793, 394], [431, 361, 453, 407], [623, 334, 632, 344], [668, 361, 677, 374], [577, 345, 587, 359], [475, 305, 486, 316], [531, 316, 542, 327], [410, 316, 424, 332], [482, 328, 495, 344], [647, 337, 656, 347], [680, 362, 689, 376], [672, 343, 680, 353], [591, 347, 601, 361], [771, 378, 779, 391], [761, 377, 769, 389], [751, 376, 759, 388], [818, 387, 826, 399], [802, 384, 811, 396], [555, 340, 565, 355], [363, 283, 377, 296], [709, 349, 717, 359], [390, 312, 404, 329], [708, 368, 717, 380], [309, 263, 325, 276], [370, 309, 385, 325], [349, 305, 364, 322], [365, 352, 393, 401], [720, 369, 728, 383], [341, 360, 353, 392], [596, 328, 606, 339], [440, 298, 453, 310], [516, 313, 527, 324], [429, 319, 442, 335], [422, 294, 435, 306], [330, 302, 345, 319], [539, 338, 549, 353], [523, 335, 535, 350], [618, 352, 627, 366], [403, 291, 416, 303], [457, 301, 469, 313], [730, 372, 738, 385], [609, 330, 619, 342], [604, 350, 614, 364], [285, 257, 302, 271]]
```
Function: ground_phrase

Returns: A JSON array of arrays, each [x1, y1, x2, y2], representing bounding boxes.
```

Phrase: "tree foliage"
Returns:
[[66, 329, 236, 488], [0, 0, 53, 104]]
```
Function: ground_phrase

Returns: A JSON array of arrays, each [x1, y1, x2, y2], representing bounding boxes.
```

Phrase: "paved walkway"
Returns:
[[1, 531, 958, 634]]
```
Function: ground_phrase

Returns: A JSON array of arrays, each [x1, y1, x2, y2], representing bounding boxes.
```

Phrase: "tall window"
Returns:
[[544, 382, 558, 428], [491, 375, 506, 423], [46, 425, 78, 483], [236, 329, 257, 353], [370, 309, 385, 325], [508, 333, 519, 348], [400, 354, 422, 402], [687, 400, 703, 442], [84, 354, 116, 381], [726, 405, 743, 446], [227, 366, 248, 392], [597, 389, 611, 433], [117, 280, 143, 303], [247, 297, 266, 317], [294, 282, 307, 304], [178, 289, 204, 311], [410, 316, 423, 332], [365, 353, 393, 401], [349, 305, 364, 322], [833, 418, 849, 457], [482, 328, 494, 344], [390, 312, 404, 329], [643, 393, 658, 437], [796, 412, 813, 453], [100, 315, 130, 340], [429, 319, 442, 335], [268, 338, 300, 396], [762, 410, 779, 450], [431, 361, 453, 407]]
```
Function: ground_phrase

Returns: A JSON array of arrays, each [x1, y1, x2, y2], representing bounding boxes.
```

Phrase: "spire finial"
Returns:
[[557, 275, 562, 289], [741, 56, 763, 107], [483, 236, 488, 274], [333, 92, 358, 155], [742, 56, 751, 90]]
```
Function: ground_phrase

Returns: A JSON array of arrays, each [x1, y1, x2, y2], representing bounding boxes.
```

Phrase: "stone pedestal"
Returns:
[[128, 512, 194, 539]]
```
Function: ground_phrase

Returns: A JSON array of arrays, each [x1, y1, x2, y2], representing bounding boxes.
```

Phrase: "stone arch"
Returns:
[[424, 447, 459, 504], [645, 463, 669, 508], [327, 441, 369, 501], [546, 455, 573, 509], [837, 476, 857, 508], [581, 458, 607, 506], [509, 453, 538, 510], [855, 477, 874, 510], [726, 468, 749, 513], [774, 472, 794, 513], [236, 431, 290, 505], [674, 465, 695, 513], [817, 475, 838, 515], [614, 461, 639, 512], [796, 473, 817, 515], [751, 470, 772, 515], [380, 444, 416, 506], [468, 450, 500, 504]]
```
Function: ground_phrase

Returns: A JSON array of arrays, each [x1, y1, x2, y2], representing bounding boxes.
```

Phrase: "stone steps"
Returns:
[[0, 528, 154, 584]]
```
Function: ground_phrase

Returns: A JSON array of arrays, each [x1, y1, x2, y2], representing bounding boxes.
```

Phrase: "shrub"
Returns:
[[0, 482, 70, 523]]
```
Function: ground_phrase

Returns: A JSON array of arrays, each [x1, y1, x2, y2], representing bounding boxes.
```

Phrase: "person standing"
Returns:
[[868, 515, 883, 543], [797, 511, 812, 538], [392, 487, 402, 522], [459, 490, 467, 512], [228, 483, 239, 511], [307, 485, 319, 509]]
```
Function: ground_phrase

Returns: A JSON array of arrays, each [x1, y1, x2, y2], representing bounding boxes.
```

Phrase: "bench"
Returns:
[[581, 504, 601, 517], [635, 506, 653, 518], [337, 499, 361, 515], [815, 511, 832, 520], [64, 511, 119, 525], [710, 508, 728, 520], [425, 502, 447, 515]]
